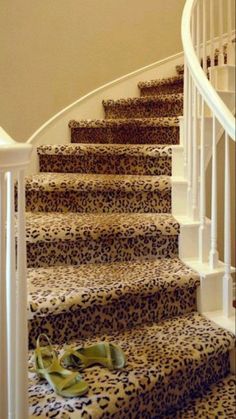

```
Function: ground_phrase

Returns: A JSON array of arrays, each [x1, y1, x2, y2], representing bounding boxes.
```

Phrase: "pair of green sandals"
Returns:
[[33, 334, 126, 398]]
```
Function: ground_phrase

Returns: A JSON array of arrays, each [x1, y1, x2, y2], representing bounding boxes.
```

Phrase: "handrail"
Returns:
[[0, 127, 32, 419], [181, 0, 235, 318], [182, 0, 235, 140]]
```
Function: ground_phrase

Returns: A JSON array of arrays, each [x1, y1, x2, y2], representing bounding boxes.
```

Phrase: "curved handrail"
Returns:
[[182, 0, 235, 140]]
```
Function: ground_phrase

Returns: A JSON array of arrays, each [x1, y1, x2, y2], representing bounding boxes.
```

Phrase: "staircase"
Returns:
[[25, 64, 235, 417]]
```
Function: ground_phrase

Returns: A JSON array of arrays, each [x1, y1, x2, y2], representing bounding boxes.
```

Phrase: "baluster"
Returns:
[[199, 98, 207, 262], [183, 58, 188, 178], [0, 172, 8, 419], [223, 133, 233, 317], [218, 0, 224, 65], [192, 83, 199, 221], [16, 170, 28, 418], [209, 117, 219, 268], [187, 68, 193, 217], [196, 1, 201, 112], [202, 0, 207, 75], [6, 171, 16, 419], [210, 0, 215, 68], [227, 0, 234, 65]]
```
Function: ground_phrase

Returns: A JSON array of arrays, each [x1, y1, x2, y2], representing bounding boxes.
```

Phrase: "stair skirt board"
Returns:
[[25, 58, 235, 417]]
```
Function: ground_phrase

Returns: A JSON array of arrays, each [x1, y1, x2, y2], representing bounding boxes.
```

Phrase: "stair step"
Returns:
[[166, 375, 236, 418], [28, 312, 234, 418], [37, 143, 172, 175], [138, 75, 184, 96], [103, 93, 183, 119], [28, 257, 199, 347], [25, 212, 180, 267], [24, 173, 171, 213], [69, 117, 180, 145]]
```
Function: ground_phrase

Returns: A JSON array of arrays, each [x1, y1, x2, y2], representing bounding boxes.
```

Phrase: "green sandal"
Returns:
[[61, 342, 126, 371], [33, 334, 89, 398]]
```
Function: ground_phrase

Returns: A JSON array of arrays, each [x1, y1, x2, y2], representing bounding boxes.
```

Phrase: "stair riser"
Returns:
[[103, 100, 183, 119], [28, 285, 198, 348], [140, 82, 183, 96], [25, 190, 171, 213], [39, 154, 172, 176], [119, 354, 230, 418], [71, 126, 180, 144], [26, 235, 179, 268]]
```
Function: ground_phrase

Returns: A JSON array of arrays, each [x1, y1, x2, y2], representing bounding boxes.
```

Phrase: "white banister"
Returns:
[[0, 127, 32, 419], [192, 84, 199, 221], [183, 60, 188, 178], [210, 0, 215, 69], [218, 0, 224, 65], [6, 171, 17, 419], [209, 116, 219, 268], [223, 133, 233, 317], [182, 0, 235, 318], [199, 98, 207, 262], [0, 172, 8, 419], [16, 170, 29, 418]]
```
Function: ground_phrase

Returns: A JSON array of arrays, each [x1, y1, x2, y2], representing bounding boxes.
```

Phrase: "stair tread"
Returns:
[[138, 75, 183, 89], [28, 257, 199, 318], [69, 116, 179, 128], [25, 172, 171, 193], [102, 93, 183, 107], [28, 311, 234, 418], [37, 143, 172, 157], [25, 212, 180, 243], [166, 374, 236, 418]]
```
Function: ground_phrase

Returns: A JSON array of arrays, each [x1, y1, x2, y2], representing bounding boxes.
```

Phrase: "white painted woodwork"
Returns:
[[0, 127, 32, 419]]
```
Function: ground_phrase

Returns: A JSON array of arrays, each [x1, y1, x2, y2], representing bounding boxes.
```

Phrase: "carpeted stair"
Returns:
[[27, 63, 235, 418]]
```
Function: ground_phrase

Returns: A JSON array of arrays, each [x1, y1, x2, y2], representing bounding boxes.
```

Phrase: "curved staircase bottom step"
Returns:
[[165, 375, 236, 418], [28, 312, 234, 418]]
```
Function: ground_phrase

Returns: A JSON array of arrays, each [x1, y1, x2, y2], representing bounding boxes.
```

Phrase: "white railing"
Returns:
[[0, 128, 32, 419], [182, 0, 235, 316]]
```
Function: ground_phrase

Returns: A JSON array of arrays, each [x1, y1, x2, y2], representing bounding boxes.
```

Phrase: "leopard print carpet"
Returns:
[[24, 212, 180, 267], [165, 375, 236, 418], [24, 173, 171, 213], [138, 75, 183, 96], [103, 93, 183, 118], [37, 144, 172, 175], [69, 117, 180, 144], [28, 312, 234, 418], [27, 258, 200, 346], [27, 60, 235, 417]]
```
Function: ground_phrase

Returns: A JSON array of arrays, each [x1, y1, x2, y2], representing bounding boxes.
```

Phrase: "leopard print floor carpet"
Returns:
[[27, 61, 235, 417]]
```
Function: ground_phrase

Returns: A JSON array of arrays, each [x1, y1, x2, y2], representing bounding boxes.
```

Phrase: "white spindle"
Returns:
[[187, 72, 193, 217], [202, 0, 207, 75], [209, 117, 219, 268], [210, 0, 215, 68], [227, 0, 234, 65], [6, 171, 17, 419], [199, 98, 207, 262], [16, 170, 28, 418], [0, 172, 8, 419], [218, 0, 224, 65], [223, 133, 233, 317], [183, 59, 188, 178], [192, 84, 199, 221]]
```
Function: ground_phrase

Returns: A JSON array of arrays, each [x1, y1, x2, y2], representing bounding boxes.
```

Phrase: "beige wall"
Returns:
[[0, 0, 185, 141]]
